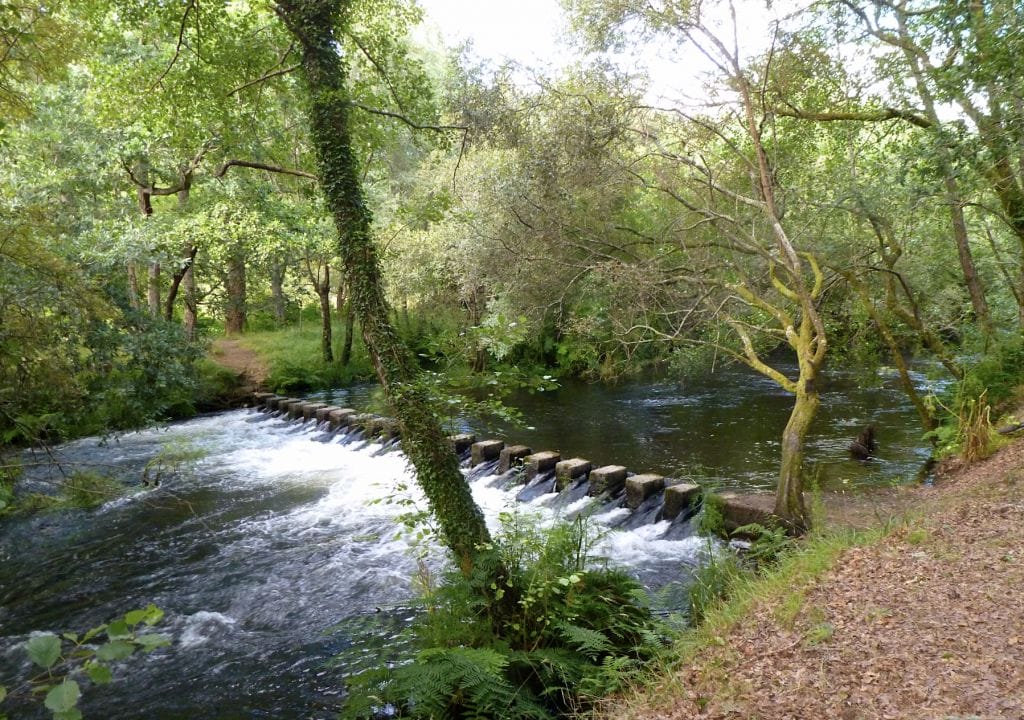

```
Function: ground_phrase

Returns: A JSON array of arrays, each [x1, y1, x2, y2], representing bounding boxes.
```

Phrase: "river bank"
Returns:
[[607, 437, 1024, 719]]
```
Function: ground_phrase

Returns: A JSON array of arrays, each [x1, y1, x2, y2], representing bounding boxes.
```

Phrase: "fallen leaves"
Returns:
[[641, 439, 1024, 720]]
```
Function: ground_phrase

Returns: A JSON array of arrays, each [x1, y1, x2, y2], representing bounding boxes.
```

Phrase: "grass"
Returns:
[[235, 321, 375, 393]]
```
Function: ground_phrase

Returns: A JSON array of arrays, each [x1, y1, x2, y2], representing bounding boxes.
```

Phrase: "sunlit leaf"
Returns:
[[86, 663, 113, 685]]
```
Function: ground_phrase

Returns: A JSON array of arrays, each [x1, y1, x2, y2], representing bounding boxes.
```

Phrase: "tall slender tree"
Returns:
[[273, 0, 492, 571]]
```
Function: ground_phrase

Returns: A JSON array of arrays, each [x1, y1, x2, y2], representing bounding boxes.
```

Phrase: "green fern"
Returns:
[[554, 622, 612, 659], [342, 512, 667, 718]]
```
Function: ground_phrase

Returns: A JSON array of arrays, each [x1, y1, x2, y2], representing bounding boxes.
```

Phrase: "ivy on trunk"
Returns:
[[274, 0, 492, 573]]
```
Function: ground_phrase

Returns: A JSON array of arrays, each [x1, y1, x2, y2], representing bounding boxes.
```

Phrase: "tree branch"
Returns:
[[774, 106, 933, 129], [349, 101, 467, 133], [212, 159, 317, 180], [227, 62, 300, 96], [150, 0, 195, 90]]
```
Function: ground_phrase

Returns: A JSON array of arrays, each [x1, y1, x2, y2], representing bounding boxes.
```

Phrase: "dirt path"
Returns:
[[629, 441, 1024, 720], [209, 338, 270, 394]]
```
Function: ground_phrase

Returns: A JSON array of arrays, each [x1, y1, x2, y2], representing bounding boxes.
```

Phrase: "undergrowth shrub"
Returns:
[[342, 512, 664, 719], [686, 543, 748, 625], [61, 471, 123, 508], [926, 333, 1024, 459]]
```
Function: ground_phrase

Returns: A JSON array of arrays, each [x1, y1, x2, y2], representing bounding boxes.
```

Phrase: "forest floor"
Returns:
[[209, 337, 269, 396], [615, 438, 1024, 720]]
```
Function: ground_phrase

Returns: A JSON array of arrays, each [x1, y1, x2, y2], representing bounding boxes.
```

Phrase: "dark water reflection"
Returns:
[[318, 362, 938, 491]]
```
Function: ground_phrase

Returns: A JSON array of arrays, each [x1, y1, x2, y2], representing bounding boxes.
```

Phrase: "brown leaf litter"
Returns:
[[621, 439, 1024, 720]]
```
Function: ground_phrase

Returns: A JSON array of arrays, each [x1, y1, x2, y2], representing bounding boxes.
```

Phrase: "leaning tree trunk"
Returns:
[[275, 0, 491, 574], [776, 374, 818, 532]]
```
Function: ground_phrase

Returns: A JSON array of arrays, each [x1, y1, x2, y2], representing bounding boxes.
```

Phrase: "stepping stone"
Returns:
[[625, 474, 665, 510], [328, 408, 356, 429], [555, 458, 592, 491], [449, 433, 476, 455], [524, 451, 561, 482], [662, 482, 701, 519], [499, 445, 533, 474], [588, 465, 628, 496], [471, 440, 504, 466]]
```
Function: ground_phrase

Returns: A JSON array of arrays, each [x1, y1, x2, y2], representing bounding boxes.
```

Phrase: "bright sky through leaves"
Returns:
[[416, 0, 803, 102]]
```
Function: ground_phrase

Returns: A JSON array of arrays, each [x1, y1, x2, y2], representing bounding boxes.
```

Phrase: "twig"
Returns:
[[150, 0, 196, 90]]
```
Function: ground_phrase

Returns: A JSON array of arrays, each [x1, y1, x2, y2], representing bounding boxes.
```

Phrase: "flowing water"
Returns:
[[0, 365, 936, 717]]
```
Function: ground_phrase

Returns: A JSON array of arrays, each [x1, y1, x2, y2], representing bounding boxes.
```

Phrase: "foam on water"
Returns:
[[0, 407, 705, 719]]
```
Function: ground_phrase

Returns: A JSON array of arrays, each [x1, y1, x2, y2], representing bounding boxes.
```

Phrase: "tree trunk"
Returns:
[[775, 377, 817, 532], [127, 261, 141, 311], [276, 0, 492, 574], [894, 12, 994, 341], [225, 252, 247, 335], [341, 301, 355, 366], [851, 276, 936, 432], [147, 262, 161, 317], [335, 271, 345, 314], [164, 246, 198, 323], [183, 258, 198, 339], [135, 169, 162, 318], [178, 185, 198, 339], [318, 266, 333, 362], [271, 263, 287, 325]]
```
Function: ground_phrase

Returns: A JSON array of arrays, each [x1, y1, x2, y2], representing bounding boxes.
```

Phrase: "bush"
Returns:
[[343, 513, 665, 719]]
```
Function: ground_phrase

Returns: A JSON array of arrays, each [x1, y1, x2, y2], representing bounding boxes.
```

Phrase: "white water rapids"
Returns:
[[0, 408, 707, 718]]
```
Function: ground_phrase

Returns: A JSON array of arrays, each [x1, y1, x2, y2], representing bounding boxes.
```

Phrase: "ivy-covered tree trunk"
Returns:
[[275, 0, 491, 573]]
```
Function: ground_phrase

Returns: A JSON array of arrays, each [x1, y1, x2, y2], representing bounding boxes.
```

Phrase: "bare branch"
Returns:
[[212, 159, 317, 180], [349, 101, 467, 133], [151, 0, 196, 90], [227, 62, 299, 96]]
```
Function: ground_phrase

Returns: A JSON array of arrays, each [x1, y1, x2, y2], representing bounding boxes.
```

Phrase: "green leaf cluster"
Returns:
[[1, 604, 169, 720], [343, 513, 664, 719]]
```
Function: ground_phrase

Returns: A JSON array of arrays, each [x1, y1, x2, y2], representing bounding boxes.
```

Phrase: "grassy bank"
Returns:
[[227, 322, 375, 394]]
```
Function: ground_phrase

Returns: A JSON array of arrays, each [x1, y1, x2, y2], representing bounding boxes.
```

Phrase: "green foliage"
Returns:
[[697, 492, 727, 538], [1, 604, 169, 720], [60, 471, 123, 509], [143, 437, 206, 486], [2, 470, 123, 516], [237, 324, 375, 393], [925, 334, 1024, 459], [686, 542, 750, 626], [343, 513, 664, 719], [958, 334, 1024, 409], [194, 359, 244, 407], [732, 522, 795, 569]]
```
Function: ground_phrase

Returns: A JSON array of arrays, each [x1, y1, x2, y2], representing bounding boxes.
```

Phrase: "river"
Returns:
[[0, 364, 934, 717]]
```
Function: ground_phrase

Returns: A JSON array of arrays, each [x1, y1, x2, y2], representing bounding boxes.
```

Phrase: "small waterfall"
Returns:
[[251, 395, 708, 550]]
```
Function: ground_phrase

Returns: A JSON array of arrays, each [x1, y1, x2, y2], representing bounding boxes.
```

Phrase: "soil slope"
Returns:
[[632, 441, 1024, 720], [209, 338, 269, 397]]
